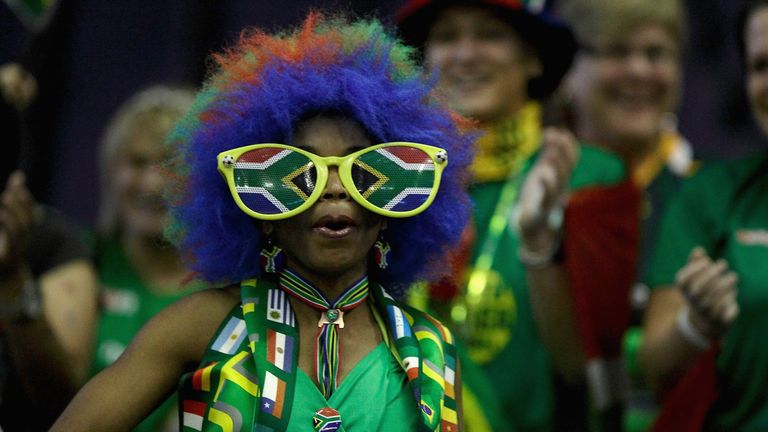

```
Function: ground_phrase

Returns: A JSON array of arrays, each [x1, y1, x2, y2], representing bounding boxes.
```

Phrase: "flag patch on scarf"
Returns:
[[267, 329, 294, 372], [182, 400, 207, 431], [388, 305, 412, 339], [211, 318, 247, 354], [242, 296, 258, 315], [403, 356, 420, 381], [260, 371, 286, 419], [267, 289, 295, 326], [444, 354, 456, 398], [192, 361, 218, 392]]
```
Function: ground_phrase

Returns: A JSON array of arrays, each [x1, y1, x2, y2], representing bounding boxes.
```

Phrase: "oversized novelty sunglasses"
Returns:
[[217, 142, 448, 220]]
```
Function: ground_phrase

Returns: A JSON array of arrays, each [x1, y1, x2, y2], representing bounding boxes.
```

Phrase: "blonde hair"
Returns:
[[557, 0, 687, 48], [98, 85, 195, 235]]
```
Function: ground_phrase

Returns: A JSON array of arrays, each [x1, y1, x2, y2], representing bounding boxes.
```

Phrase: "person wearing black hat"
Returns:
[[397, 1, 632, 430]]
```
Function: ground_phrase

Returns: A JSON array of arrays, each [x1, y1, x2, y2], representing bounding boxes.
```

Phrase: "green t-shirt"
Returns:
[[639, 166, 691, 282], [465, 144, 626, 431], [648, 153, 768, 431], [92, 238, 200, 432]]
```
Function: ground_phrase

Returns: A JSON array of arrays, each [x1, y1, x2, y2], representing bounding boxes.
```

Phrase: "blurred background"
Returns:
[[0, 0, 762, 228]]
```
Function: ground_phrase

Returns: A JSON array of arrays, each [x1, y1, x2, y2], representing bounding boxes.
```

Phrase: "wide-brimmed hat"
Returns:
[[396, 0, 576, 99]]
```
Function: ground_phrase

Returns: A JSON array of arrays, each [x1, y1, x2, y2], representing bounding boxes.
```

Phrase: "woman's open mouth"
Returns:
[[312, 215, 356, 238]]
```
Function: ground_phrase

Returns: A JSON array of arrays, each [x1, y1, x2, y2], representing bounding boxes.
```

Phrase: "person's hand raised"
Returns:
[[517, 127, 579, 265], [676, 247, 740, 342]]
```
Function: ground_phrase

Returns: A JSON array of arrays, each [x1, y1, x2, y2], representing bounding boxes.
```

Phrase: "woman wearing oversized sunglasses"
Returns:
[[52, 12, 471, 432]]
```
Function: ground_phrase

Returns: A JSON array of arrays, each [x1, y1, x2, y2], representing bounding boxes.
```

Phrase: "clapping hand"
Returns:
[[517, 128, 579, 260], [676, 247, 739, 341]]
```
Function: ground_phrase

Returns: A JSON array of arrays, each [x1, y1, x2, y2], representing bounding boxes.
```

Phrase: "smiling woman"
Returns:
[[396, 2, 634, 431], [559, 0, 686, 165], [554, 0, 691, 429], [52, 12, 472, 432]]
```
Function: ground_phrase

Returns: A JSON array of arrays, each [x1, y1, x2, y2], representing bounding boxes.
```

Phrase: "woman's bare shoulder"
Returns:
[[173, 285, 241, 316], [158, 286, 240, 325], [130, 285, 242, 365]]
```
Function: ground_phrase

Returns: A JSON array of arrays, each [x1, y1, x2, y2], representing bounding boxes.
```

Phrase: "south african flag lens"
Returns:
[[233, 147, 317, 215], [352, 146, 436, 212], [228, 144, 438, 217]]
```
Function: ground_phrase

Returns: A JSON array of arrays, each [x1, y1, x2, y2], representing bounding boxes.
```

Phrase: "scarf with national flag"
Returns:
[[563, 178, 642, 409], [564, 130, 699, 411], [178, 276, 461, 431], [650, 345, 719, 431]]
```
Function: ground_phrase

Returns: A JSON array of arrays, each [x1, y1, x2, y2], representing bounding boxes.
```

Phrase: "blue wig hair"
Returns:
[[166, 13, 474, 295]]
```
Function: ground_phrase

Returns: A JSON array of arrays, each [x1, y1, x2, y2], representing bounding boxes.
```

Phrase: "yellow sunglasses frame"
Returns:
[[217, 142, 448, 220]]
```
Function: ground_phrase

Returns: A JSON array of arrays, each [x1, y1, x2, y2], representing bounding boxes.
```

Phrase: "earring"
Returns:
[[373, 234, 391, 270], [260, 234, 285, 274]]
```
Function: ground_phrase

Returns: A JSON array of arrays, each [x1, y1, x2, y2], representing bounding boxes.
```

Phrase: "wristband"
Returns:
[[514, 203, 564, 269], [676, 307, 711, 350]]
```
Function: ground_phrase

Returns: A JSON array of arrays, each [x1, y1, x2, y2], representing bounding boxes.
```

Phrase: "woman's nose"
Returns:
[[321, 167, 349, 200], [451, 35, 480, 63]]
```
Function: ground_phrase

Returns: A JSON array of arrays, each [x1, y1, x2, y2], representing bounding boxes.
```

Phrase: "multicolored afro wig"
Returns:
[[166, 13, 474, 293]]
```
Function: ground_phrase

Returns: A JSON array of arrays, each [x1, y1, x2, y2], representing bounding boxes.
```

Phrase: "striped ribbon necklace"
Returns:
[[279, 268, 369, 399]]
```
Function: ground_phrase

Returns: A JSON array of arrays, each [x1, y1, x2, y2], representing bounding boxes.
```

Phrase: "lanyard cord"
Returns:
[[456, 156, 531, 323]]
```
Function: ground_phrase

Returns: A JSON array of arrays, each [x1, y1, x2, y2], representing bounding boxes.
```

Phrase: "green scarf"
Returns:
[[178, 276, 461, 431]]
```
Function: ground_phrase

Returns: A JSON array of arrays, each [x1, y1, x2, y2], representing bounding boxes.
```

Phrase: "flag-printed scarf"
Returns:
[[564, 179, 641, 409], [178, 276, 461, 431], [651, 346, 719, 432]]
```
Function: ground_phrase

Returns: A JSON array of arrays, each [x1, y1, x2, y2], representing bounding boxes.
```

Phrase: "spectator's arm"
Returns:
[[521, 128, 586, 382]]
